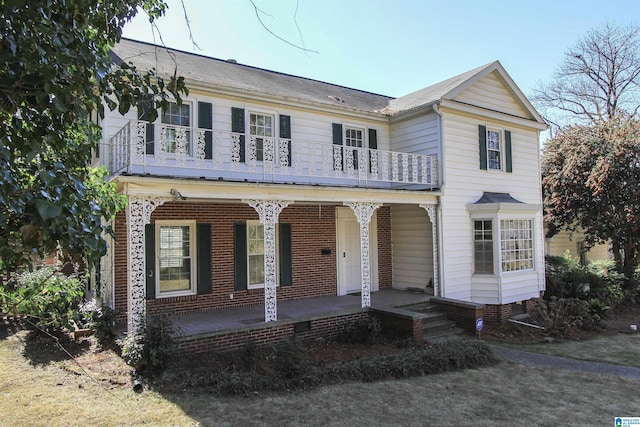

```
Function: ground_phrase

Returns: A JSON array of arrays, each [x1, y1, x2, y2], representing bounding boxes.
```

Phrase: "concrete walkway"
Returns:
[[490, 344, 640, 380]]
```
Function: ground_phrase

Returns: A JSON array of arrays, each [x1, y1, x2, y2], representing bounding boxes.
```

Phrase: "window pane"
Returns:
[[247, 223, 265, 285], [473, 220, 493, 274], [500, 219, 533, 272], [158, 225, 191, 293]]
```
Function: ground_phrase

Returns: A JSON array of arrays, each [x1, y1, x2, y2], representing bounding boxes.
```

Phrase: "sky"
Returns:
[[122, 0, 640, 100]]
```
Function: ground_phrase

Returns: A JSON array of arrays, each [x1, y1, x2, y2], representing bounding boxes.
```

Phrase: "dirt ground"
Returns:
[[4, 302, 640, 394]]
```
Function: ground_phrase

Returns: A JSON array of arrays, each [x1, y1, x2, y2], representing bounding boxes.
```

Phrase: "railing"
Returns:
[[108, 120, 439, 189]]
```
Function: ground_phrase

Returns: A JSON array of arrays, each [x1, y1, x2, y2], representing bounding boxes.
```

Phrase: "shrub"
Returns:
[[183, 339, 495, 396], [120, 312, 180, 373], [78, 298, 116, 339], [269, 338, 307, 379], [533, 297, 605, 335], [1, 267, 84, 334], [336, 316, 382, 344], [545, 254, 625, 308]]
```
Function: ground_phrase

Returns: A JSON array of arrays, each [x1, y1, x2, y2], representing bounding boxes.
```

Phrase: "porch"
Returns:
[[169, 289, 440, 354], [172, 288, 431, 336]]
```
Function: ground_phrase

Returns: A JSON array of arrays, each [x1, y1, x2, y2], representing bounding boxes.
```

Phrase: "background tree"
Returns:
[[542, 116, 640, 289], [0, 0, 187, 274], [534, 22, 640, 128]]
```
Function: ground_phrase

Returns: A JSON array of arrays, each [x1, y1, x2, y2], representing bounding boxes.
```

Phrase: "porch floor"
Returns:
[[172, 289, 431, 337]]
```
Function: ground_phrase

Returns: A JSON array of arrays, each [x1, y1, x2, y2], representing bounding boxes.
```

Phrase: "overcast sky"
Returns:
[[122, 0, 640, 100]]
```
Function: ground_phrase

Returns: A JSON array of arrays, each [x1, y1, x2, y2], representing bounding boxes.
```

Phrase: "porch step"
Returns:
[[418, 304, 467, 343]]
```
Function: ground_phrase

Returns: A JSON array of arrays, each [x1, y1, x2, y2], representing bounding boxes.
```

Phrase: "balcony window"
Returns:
[[249, 113, 274, 162], [161, 102, 192, 155]]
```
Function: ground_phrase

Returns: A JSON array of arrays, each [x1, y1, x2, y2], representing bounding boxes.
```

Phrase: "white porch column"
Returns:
[[127, 195, 171, 332], [420, 203, 440, 297], [345, 202, 382, 308], [244, 199, 293, 322]]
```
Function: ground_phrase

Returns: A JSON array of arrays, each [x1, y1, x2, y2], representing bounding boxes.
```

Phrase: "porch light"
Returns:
[[170, 188, 186, 200]]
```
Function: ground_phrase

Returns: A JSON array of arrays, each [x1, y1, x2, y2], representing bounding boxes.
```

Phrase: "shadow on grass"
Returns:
[[10, 324, 92, 367]]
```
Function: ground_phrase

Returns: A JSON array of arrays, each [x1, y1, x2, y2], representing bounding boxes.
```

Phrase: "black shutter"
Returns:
[[332, 123, 343, 171], [280, 114, 292, 166], [279, 223, 293, 286], [198, 102, 213, 160], [233, 223, 248, 291], [231, 107, 245, 163], [505, 130, 513, 173], [479, 125, 488, 170], [145, 224, 156, 299], [368, 128, 377, 172], [196, 223, 212, 294], [138, 98, 155, 155]]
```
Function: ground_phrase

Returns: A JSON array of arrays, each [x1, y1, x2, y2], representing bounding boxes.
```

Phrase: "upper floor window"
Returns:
[[249, 112, 274, 162], [479, 125, 512, 173], [487, 130, 501, 170], [500, 219, 534, 272], [161, 102, 191, 155]]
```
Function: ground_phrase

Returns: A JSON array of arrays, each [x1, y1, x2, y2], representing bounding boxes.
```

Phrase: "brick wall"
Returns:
[[377, 206, 392, 289], [175, 310, 369, 354], [113, 202, 395, 321]]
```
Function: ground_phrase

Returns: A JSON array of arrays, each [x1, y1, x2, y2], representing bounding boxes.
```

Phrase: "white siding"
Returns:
[[439, 111, 545, 303], [454, 71, 531, 119], [391, 205, 433, 290], [389, 112, 439, 157], [98, 91, 391, 173]]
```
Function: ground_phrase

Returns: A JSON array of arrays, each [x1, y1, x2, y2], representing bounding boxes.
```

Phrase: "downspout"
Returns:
[[432, 103, 445, 298]]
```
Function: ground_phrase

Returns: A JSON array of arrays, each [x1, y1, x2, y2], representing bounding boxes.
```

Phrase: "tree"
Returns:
[[0, 0, 187, 274], [542, 116, 640, 289], [534, 22, 640, 127]]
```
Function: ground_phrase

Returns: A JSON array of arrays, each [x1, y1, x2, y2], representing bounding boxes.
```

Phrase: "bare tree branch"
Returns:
[[249, 0, 319, 54]]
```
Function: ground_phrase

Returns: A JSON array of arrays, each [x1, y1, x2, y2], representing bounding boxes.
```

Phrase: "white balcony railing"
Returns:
[[107, 120, 439, 189]]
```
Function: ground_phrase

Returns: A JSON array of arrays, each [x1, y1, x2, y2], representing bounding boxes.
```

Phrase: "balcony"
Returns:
[[107, 120, 439, 190]]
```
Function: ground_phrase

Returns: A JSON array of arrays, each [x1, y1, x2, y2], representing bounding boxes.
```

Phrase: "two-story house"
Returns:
[[98, 39, 547, 337]]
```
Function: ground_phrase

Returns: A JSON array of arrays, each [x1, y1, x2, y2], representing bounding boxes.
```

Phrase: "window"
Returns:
[[161, 102, 191, 154], [157, 221, 195, 295], [500, 219, 534, 272], [344, 126, 364, 169], [249, 113, 274, 161], [487, 129, 501, 170], [247, 221, 266, 287], [474, 220, 494, 274]]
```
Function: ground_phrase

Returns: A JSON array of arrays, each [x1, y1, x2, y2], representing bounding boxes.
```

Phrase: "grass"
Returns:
[[1, 329, 639, 426], [498, 333, 640, 367]]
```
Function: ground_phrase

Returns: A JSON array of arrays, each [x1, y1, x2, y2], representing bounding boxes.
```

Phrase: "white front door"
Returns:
[[336, 207, 378, 295]]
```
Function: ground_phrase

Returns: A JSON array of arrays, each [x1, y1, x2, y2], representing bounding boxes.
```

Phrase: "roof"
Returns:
[[473, 192, 524, 204], [110, 39, 544, 123], [110, 38, 392, 114], [385, 62, 494, 113]]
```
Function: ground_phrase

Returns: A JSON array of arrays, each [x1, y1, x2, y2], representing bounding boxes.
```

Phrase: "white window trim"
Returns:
[[342, 123, 367, 148], [472, 218, 496, 276], [486, 127, 503, 172], [159, 100, 194, 158], [246, 220, 279, 290], [247, 108, 279, 163], [155, 220, 197, 298], [499, 218, 535, 274], [470, 212, 537, 276]]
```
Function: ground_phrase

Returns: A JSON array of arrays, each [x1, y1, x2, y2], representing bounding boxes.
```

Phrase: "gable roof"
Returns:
[[110, 38, 392, 114], [386, 61, 545, 123], [111, 39, 544, 124]]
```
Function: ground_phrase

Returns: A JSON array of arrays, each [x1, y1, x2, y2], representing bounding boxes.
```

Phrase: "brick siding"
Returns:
[[113, 202, 393, 321]]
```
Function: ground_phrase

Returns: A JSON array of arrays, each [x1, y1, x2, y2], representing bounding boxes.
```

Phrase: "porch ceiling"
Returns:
[[115, 175, 441, 205]]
